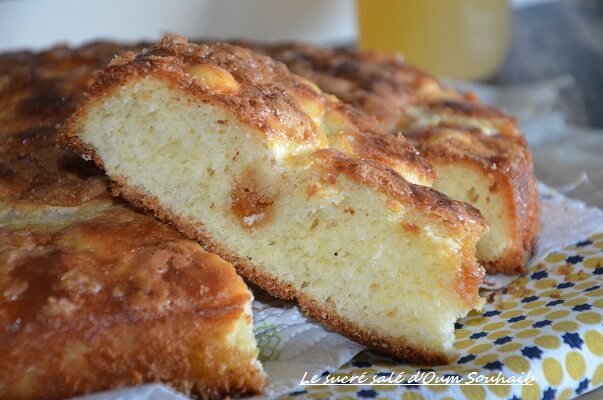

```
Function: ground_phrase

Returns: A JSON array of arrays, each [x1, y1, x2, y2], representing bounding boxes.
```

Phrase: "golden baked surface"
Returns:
[[64, 37, 435, 187], [263, 43, 540, 274], [254, 43, 458, 131], [0, 42, 264, 399], [0, 43, 147, 151], [60, 37, 487, 364], [1, 207, 260, 399]]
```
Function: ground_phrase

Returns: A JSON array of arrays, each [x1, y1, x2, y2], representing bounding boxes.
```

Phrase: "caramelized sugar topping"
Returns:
[[0, 208, 248, 336]]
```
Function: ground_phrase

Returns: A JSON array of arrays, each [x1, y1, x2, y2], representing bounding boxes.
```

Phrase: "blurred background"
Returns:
[[1, 0, 601, 207]]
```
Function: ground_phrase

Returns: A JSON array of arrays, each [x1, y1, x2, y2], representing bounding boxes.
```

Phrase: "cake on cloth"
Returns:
[[60, 37, 487, 364]]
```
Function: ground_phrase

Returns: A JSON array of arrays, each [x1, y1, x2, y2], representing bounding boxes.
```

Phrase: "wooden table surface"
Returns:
[[492, 0, 603, 129]]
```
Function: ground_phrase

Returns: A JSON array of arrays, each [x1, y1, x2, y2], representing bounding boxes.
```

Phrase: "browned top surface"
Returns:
[[0, 42, 149, 154], [0, 41, 250, 343], [61, 36, 435, 184], [404, 125, 531, 174], [0, 207, 249, 340], [260, 44, 455, 130], [262, 43, 519, 136], [0, 146, 110, 207]]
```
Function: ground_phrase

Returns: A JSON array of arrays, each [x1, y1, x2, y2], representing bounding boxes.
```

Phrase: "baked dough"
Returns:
[[61, 37, 487, 364]]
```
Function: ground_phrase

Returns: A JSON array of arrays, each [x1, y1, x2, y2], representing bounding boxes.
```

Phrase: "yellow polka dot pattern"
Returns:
[[294, 233, 603, 400]]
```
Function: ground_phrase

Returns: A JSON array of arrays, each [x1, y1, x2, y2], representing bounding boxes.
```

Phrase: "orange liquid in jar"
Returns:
[[357, 0, 511, 81]]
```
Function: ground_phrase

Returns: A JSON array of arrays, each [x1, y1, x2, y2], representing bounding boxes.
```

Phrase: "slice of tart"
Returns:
[[60, 37, 487, 364]]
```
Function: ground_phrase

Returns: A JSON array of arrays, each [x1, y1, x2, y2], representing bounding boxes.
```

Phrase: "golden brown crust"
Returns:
[[109, 178, 452, 365], [0, 146, 110, 206], [0, 42, 149, 156], [263, 43, 539, 274], [0, 208, 262, 399], [0, 41, 264, 399], [1, 209, 251, 332], [255, 43, 461, 131], [60, 36, 435, 185], [3, 314, 261, 400], [259, 43, 516, 137]]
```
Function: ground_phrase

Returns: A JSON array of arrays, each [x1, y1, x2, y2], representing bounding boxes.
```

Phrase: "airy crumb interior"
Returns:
[[432, 163, 513, 264]]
